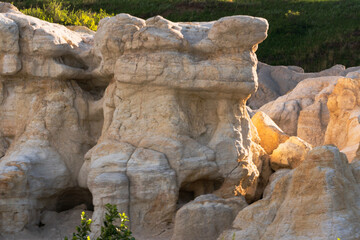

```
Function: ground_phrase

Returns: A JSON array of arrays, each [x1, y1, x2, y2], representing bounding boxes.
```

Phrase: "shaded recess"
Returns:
[[177, 178, 224, 209], [56, 187, 94, 212]]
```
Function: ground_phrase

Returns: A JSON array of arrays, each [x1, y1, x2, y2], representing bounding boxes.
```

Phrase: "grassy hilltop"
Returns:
[[5, 0, 360, 72]]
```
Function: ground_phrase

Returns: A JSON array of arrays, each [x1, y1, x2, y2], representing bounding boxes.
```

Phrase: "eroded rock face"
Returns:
[[248, 62, 358, 109], [259, 76, 340, 145], [324, 74, 360, 162], [219, 145, 360, 240], [0, 3, 270, 239], [79, 14, 269, 238], [0, 4, 102, 233]]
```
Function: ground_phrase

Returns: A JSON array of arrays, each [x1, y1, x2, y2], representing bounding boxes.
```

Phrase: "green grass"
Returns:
[[5, 0, 360, 72]]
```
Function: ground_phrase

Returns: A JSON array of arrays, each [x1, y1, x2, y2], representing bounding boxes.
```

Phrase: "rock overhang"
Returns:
[[95, 14, 268, 96]]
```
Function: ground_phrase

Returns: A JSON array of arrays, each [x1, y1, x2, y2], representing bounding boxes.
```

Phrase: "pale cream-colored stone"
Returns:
[[219, 146, 360, 240], [0, 205, 93, 240], [82, 13, 269, 238], [0, 6, 102, 234], [248, 62, 347, 109], [172, 194, 247, 240], [270, 136, 312, 170], [251, 111, 289, 154]]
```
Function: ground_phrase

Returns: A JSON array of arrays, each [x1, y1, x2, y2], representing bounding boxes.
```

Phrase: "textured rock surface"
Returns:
[[251, 111, 289, 154], [0, 4, 102, 234], [0, 205, 93, 240], [0, 3, 270, 239], [248, 62, 358, 109], [172, 194, 247, 240], [259, 76, 340, 145], [324, 74, 360, 162], [270, 136, 312, 170], [219, 145, 360, 240], [81, 14, 269, 238]]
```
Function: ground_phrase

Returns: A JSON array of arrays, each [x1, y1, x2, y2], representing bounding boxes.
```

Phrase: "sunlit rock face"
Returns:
[[219, 145, 360, 240], [257, 70, 360, 162], [325, 73, 360, 162], [79, 14, 269, 239], [258, 76, 341, 146], [0, 2, 270, 239]]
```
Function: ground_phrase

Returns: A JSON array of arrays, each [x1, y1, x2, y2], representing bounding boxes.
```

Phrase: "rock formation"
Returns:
[[0, 2, 271, 239], [79, 13, 269, 239], [248, 62, 360, 109], [2, 2, 360, 240], [0, 2, 101, 234], [259, 76, 340, 146], [219, 145, 360, 240], [324, 72, 360, 162], [258, 69, 360, 162]]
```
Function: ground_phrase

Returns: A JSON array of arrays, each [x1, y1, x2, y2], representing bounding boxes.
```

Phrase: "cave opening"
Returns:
[[56, 187, 94, 212]]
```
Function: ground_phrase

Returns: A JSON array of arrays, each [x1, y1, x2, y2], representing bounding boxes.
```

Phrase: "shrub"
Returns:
[[98, 204, 135, 240], [64, 211, 92, 240], [65, 204, 134, 240]]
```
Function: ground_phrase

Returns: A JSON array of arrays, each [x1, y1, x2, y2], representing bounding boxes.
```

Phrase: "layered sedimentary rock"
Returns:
[[220, 145, 360, 240], [0, 3, 270, 239]]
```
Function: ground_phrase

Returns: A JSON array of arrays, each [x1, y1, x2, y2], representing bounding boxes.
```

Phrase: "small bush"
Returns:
[[64, 211, 92, 240], [98, 204, 135, 240], [65, 204, 134, 240]]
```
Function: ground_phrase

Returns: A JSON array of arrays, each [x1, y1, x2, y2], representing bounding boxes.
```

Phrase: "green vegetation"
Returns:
[[19, 1, 112, 30], [65, 211, 92, 240], [64, 204, 135, 240], [6, 0, 360, 71]]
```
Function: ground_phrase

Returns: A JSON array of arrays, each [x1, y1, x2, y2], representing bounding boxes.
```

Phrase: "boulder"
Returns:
[[172, 194, 247, 240], [251, 111, 289, 154], [270, 136, 312, 170]]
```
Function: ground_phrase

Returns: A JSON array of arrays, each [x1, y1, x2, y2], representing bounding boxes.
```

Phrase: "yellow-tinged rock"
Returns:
[[270, 136, 312, 170], [251, 111, 289, 154]]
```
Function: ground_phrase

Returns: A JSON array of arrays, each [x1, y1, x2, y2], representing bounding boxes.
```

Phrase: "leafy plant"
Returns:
[[65, 204, 134, 240], [64, 211, 92, 240]]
